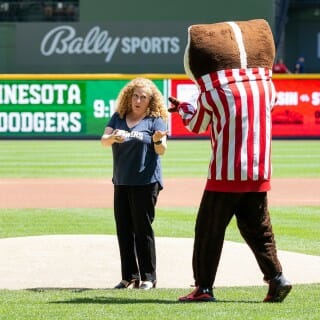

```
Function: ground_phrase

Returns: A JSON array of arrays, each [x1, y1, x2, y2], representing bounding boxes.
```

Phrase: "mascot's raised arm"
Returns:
[[172, 19, 292, 304]]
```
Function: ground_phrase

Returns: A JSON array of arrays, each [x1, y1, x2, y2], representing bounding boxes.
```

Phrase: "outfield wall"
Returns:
[[0, 0, 274, 74], [0, 74, 319, 139]]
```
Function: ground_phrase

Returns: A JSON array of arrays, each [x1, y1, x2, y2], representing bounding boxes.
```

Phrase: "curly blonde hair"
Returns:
[[115, 78, 168, 121]]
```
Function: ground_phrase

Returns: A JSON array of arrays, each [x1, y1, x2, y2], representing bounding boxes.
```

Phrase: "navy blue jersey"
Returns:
[[106, 112, 166, 188]]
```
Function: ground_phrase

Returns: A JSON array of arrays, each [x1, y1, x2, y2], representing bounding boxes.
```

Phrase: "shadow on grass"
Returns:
[[51, 297, 179, 304], [27, 288, 262, 304], [50, 297, 262, 304]]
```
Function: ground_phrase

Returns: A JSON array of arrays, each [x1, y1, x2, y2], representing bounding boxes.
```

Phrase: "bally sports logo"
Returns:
[[40, 25, 180, 63]]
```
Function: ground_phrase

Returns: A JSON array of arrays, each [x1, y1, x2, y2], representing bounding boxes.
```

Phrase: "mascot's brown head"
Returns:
[[184, 19, 275, 81]]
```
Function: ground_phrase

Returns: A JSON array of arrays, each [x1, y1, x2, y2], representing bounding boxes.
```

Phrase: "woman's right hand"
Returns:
[[101, 128, 128, 147], [112, 129, 127, 143]]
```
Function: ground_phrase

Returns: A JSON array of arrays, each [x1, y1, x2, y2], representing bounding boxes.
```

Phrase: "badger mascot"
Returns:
[[169, 19, 292, 302]]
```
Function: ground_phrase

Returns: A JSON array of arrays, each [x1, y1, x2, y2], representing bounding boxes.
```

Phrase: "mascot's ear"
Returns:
[[184, 19, 275, 80]]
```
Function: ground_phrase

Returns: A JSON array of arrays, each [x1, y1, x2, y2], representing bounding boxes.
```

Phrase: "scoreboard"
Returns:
[[0, 76, 165, 138]]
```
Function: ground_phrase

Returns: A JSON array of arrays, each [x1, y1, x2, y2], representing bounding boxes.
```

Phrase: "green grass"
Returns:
[[271, 140, 320, 177], [0, 285, 319, 320], [0, 140, 110, 178], [0, 139, 319, 178], [1, 206, 319, 256]]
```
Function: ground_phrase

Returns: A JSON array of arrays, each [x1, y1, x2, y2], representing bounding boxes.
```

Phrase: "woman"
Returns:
[[101, 78, 168, 290]]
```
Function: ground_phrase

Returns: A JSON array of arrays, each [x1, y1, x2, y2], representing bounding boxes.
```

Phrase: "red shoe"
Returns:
[[263, 273, 292, 303], [179, 286, 216, 302]]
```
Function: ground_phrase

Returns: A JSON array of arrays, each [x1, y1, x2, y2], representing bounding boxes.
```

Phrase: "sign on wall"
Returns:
[[0, 78, 165, 137], [271, 78, 320, 137], [169, 77, 320, 138], [0, 75, 319, 139], [15, 23, 187, 73]]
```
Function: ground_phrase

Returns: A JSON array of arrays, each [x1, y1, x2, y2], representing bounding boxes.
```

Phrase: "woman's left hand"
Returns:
[[152, 130, 168, 143]]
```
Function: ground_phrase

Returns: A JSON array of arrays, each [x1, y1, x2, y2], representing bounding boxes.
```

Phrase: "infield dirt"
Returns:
[[0, 177, 319, 208]]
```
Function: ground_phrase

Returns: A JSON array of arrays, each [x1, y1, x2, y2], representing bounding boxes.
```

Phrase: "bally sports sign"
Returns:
[[15, 22, 187, 73], [40, 25, 180, 63]]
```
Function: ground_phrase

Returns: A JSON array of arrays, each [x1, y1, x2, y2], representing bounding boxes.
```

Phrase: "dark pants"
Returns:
[[193, 191, 282, 288], [114, 183, 160, 282]]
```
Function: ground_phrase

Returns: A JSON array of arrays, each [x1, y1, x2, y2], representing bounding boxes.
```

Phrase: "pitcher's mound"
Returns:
[[0, 235, 319, 289]]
